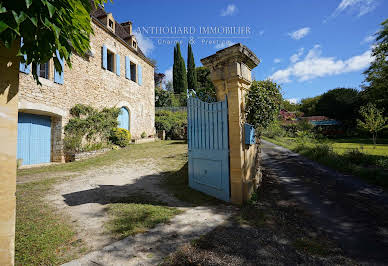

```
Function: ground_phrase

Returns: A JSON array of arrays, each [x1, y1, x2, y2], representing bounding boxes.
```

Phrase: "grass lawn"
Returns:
[[263, 136, 388, 188], [16, 140, 215, 264], [16, 177, 87, 265], [105, 194, 183, 240]]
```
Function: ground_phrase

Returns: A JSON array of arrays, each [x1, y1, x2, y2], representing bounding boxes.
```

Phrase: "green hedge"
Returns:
[[155, 110, 187, 140]]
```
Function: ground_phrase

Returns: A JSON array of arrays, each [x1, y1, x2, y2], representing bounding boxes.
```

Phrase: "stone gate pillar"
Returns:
[[0, 41, 19, 265], [201, 43, 260, 204]]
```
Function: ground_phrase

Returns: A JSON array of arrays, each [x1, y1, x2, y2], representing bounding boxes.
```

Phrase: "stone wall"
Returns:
[[0, 41, 19, 265], [18, 20, 155, 163]]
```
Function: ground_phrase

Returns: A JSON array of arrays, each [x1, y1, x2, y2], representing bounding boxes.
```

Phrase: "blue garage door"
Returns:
[[17, 113, 51, 165], [118, 107, 129, 130]]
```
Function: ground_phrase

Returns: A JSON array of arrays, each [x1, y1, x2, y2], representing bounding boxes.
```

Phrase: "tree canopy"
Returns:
[[315, 88, 360, 122], [0, 0, 109, 82], [361, 18, 388, 113]]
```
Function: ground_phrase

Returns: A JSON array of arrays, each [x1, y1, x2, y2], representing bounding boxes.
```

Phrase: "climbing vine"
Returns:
[[245, 80, 282, 135], [64, 104, 120, 152]]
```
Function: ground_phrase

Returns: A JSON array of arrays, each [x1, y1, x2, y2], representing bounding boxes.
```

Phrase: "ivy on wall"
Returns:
[[64, 104, 120, 152], [245, 80, 282, 135]]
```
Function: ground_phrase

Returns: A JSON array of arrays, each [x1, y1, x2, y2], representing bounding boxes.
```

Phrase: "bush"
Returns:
[[141, 132, 147, 138], [155, 110, 187, 139], [64, 104, 120, 152], [63, 132, 83, 153], [245, 80, 282, 135], [263, 121, 286, 138], [110, 128, 131, 147]]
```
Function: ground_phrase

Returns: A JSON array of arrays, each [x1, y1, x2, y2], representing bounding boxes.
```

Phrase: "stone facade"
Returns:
[[18, 13, 155, 163]]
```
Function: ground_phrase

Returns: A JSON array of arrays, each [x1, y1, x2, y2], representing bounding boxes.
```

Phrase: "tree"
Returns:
[[315, 88, 360, 123], [281, 99, 300, 112], [357, 103, 387, 145], [172, 43, 187, 94], [187, 43, 197, 91], [245, 80, 282, 134], [155, 88, 171, 107], [195, 66, 216, 102], [361, 19, 388, 114], [299, 96, 321, 116], [0, 0, 109, 82]]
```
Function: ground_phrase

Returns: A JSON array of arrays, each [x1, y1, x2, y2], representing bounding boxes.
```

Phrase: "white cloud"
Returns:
[[220, 4, 237, 16], [361, 34, 375, 44], [133, 31, 154, 56], [273, 58, 282, 64], [288, 27, 310, 40], [214, 41, 236, 50], [290, 48, 305, 63], [164, 66, 173, 84], [270, 45, 373, 83], [286, 98, 299, 104], [259, 30, 265, 36], [330, 0, 377, 18]]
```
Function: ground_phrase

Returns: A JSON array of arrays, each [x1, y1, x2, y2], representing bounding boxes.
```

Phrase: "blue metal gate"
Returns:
[[187, 96, 230, 201]]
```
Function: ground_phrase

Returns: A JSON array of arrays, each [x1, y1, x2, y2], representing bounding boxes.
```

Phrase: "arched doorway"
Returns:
[[118, 107, 129, 130]]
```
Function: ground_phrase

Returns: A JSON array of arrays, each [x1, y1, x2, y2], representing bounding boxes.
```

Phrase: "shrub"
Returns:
[[245, 80, 282, 135], [297, 119, 314, 132], [141, 132, 147, 138], [63, 132, 83, 153], [343, 149, 374, 166], [110, 128, 131, 147], [309, 144, 334, 160], [263, 121, 286, 138], [155, 110, 187, 139], [64, 104, 120, 152]]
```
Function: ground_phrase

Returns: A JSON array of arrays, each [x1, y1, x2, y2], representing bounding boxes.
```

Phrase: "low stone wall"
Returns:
[[132, 137, 156, 144], [66, 148, 111, 162]]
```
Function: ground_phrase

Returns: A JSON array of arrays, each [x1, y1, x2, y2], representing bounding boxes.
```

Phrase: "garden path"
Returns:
[[42, 159, 235, 266], [261, 139, 388, 264]]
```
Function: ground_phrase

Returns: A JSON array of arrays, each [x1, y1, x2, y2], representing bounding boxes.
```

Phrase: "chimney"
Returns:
[[121, 21, 133, 35]]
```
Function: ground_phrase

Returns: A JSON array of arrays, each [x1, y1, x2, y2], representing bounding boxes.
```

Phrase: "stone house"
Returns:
[[17, 6, 155, 166]]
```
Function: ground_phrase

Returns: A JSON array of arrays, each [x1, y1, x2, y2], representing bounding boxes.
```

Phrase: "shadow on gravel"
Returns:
[[261, 141, 388, 264], [164, 168, 354, 266], [63, 162, 220, 208]]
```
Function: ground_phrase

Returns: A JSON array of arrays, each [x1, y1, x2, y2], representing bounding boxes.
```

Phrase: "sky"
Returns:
[[104, 0, 387, 103]]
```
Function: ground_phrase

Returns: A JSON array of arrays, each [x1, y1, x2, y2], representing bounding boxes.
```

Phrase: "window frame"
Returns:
[[130, 61, 137, 82], [106, 49, 115, 73]]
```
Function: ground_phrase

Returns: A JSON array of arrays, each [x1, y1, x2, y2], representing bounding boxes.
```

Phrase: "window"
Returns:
[[130, 62, 137, 82], [39, 63, 49, 79], [109, 19, 114, 29], [132, 41, 137, 49], [34, 62, 49, 79], [107, 50, 115, 72]]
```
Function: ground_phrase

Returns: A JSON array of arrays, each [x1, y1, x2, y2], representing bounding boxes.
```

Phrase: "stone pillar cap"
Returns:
[[201, 43, 260, 70]]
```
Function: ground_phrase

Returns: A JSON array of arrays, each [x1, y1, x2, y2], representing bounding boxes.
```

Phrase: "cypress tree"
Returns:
[[172, 43, 187, 94], [187, 43, 197, 92], [173, 46, 178, 93]]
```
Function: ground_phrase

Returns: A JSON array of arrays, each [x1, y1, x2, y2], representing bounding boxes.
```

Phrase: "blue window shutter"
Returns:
[[125, 56, 130, 79], [19, 38, 31, 74], [116, 54, 120, 76], [102, 45, 107, 69], [19, 54, 31, 74], [54, 50, 64, 84], [138, 65, 142, 85]]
